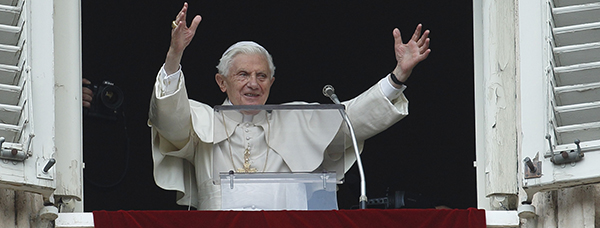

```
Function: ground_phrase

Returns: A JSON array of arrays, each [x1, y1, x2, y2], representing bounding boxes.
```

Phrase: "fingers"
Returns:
[[419, 28, 431, 55], [409, 24, 430, 55], [417, 38, 431, 61], [410, 24, 422, 42], [173, 2, 202, 32], [188, 15, 203, 33], [394, 24, 428, 45], [420, 47, 431, 60], [393, 28, 403, 45], [417, 29, 429, 46], [82, 87, 93, 98], [166, 2, 201, 66], [82, 93, 93, 108], [180, 3, 189, 27], [420, 37, 431, 55], [179, 2, 188, 21], [82, 85, 93, 108], [173, 2, 188, 30]]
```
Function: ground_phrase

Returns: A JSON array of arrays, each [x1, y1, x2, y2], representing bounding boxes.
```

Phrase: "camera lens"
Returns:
[[99, 85, 124, 109]]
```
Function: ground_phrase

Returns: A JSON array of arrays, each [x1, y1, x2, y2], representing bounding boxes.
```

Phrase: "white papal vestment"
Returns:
[[148, 67, 409, 209]]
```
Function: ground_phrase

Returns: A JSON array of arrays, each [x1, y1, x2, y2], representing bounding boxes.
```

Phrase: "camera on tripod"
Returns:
[[84, 80, 124, 121]]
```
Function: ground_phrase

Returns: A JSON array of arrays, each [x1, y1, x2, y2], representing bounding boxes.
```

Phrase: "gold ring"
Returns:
[[171, 20, 178, 29]]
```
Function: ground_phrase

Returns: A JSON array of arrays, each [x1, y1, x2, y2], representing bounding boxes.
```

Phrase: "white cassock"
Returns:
[[148, 66, 409, 210]]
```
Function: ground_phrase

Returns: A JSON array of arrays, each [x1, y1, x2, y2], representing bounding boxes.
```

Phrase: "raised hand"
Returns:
[[391, 24, 431, 85], [165, 2, 202, 74]]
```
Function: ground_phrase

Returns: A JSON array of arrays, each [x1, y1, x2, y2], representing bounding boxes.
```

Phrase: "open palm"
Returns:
[[170, 2, 202, 55], [393, 24, 431, 82]]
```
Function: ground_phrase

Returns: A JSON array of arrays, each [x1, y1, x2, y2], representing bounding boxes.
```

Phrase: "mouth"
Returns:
[[243, 93, 260, 98], [237, 90, 267, 105]]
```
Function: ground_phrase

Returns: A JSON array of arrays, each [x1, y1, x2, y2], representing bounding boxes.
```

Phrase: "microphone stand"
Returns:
[[323, 85, 368, 209], [340, 109, 368, 209]]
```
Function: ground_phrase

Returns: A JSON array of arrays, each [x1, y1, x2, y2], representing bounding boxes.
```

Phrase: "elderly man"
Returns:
[[148, 3, 430, 210]]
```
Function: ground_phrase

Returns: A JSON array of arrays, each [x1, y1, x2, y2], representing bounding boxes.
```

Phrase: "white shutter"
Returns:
[[0, 0, 27, 150], [0, 0, 56, 197], [549, 0, 600, 146], [521, 0, 600, 196]]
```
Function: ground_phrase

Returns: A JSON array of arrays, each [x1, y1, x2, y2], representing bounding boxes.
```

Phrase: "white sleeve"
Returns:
[[158, 64, 182, 96], [379, 74, 406, 100]]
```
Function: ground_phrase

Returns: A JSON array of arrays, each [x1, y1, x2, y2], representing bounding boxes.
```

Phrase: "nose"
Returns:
[[246, 74, 259, 89]]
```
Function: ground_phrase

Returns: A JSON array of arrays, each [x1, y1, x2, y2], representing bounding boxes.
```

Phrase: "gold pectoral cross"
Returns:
[[236, 148, 257, 173]]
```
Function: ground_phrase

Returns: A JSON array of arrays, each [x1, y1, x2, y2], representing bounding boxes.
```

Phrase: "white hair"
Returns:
[[216, 41, 276, 78]]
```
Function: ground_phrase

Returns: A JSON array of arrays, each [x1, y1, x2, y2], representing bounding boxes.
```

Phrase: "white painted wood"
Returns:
[[0, 82, 20, 105], [0, 63, 19, 85], [553, 42, 600, 66], [52, 0, 83, 203], [21, 0, 56, 198], [55, 213, 94, 228], [0, 103, 21, 124], [518, 1, 600, 228], [473, 0, 488, 211], [473, 0, 520, 210], [520, 0, 600, 201], [0, 0, 57, 198], [517, 0, 550, 204], [553, 62, 600, 87], [554, 82, 600, 106], [486, 211, 520, 227], [550, 0, 600, 146], [0, 24, 20, 45], [554, 101, 600, 127], [553, 22, 600, 47], [476, 0, 600, 227], [554, 1, 600, 10]]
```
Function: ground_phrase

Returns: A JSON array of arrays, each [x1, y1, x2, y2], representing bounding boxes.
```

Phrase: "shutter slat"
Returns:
[[550, 0, 600, 146], [552, 2, 600, 27]]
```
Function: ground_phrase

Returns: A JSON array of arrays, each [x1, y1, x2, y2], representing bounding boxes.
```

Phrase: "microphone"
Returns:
[[322, 84, 368, 209], [322, 85, 340, 104]]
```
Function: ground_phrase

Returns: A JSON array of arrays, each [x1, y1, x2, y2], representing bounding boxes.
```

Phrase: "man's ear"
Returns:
[[215, 73, 227, 92]]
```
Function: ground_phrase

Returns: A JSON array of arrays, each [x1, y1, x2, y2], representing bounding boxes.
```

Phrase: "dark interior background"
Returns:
[[81, 1, 475, 211]]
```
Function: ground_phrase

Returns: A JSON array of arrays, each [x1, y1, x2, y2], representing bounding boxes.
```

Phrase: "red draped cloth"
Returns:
[[93, 208, 486, 228]]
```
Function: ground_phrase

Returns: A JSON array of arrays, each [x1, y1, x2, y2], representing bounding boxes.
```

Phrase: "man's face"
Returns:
[[215, 53, 275, 106]]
